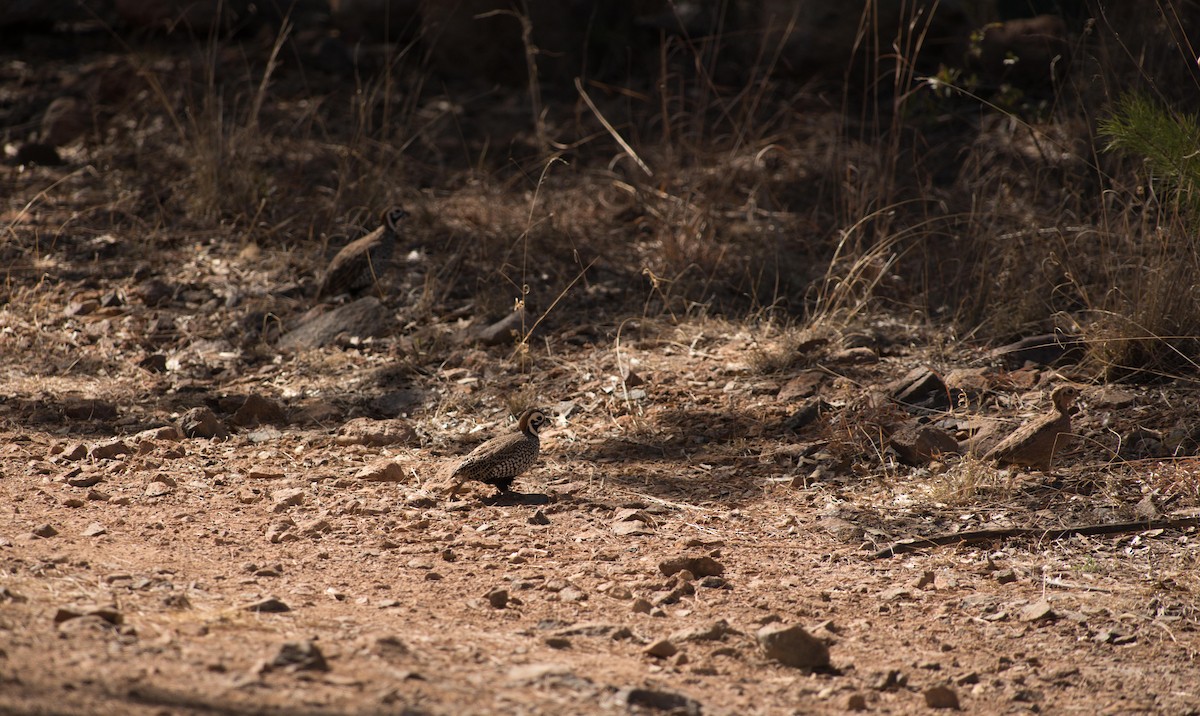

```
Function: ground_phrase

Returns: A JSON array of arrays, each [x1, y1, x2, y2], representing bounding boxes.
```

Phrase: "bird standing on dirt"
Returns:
[[984, 384, 1080, 471], [446, 408, 547, 496], [316, 205, 408, 300]]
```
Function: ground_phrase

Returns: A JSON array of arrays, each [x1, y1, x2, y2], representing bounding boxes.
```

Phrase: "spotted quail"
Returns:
[[447, 408, 547, 496], [984, 385, 1080, 471], [316, 205, 408, 300]]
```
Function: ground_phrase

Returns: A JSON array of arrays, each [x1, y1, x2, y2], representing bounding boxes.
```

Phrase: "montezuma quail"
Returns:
[[984, 384, 1080, 471], [316, 205, 408, 300], [447, 408, 547, 496]]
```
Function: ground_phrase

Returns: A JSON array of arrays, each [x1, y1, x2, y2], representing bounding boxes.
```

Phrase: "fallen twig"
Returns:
[[871, 516, 1200, 559]]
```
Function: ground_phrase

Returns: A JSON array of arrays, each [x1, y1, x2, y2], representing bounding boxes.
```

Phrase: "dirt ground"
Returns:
[[5, 21, 1200, 716]]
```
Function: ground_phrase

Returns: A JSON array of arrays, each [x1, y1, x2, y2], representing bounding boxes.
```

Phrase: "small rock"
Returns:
[[265, 519, 296, 544], [612, 519, 653, 536], [487, 589, 509, 609], [658, 556, 724, 578], [299, 518, 333, 535], [846, 692, 868, 711], [631, 598, 653, 614], [144, 481, 173, 497], [231, 394, 286, 427], [271, 488, 306, 512], [994, 569, 1017, 585], [756, 623, 830, 669], [57, 443, 88, 461], [245, 597, 290, 613], [923, 684, 961, 709], [644, 638, 678, 658], [544, 636, 571, 649], [32, 524, 58, 538], [62, 398, 117, 421], [890, 366, 950, 411], [617, 687, 702, 716], [671, 619, 733, 643], [371, 635, 410, 659], [179, 407, 228, 439], [528, 509, 551, 525], [89, 439, 132, 460], [355, 460, 406, 482], [1020, 599, 1056, 622], [66, 472, 104, 488], [270, 640, 327, 671], [558, 586, 587, 602], [888, 423, 959, 466], [334, 417, 419, 447], [81, 522, 107, 537]]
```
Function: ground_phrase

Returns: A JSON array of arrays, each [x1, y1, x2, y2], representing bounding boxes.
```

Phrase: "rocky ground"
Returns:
[[5, 16, 1200, 716]]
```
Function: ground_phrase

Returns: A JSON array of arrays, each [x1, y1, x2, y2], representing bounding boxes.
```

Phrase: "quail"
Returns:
[[447, 408, 547, 496], [316, 205, 408, 300], [984, 384, 1080, 471]]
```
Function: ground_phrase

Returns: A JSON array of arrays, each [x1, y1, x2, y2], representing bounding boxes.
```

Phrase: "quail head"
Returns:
[[316, 205, 408, 300], [984, 384, 1080, 471], [447, 408, 547, 496]]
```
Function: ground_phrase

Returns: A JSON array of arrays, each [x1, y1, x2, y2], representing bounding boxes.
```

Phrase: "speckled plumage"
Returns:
[[449, 408, 546, 494], [317, 205, 407, 300], [985, 385, 1080, 471]]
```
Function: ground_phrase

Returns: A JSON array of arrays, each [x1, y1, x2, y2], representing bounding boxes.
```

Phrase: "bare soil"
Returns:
[[4, 24, 1200, 716]]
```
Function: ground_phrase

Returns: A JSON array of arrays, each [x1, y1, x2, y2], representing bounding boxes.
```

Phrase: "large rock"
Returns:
[[278, 297, 393, 350]]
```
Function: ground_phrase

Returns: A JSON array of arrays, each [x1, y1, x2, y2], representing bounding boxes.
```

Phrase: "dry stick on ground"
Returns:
[[871, 515, 1200, 560]]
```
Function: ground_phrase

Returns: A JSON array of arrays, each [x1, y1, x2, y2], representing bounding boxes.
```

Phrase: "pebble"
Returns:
[[179, 406, 228, 439], [144, 481, 173, 497], [617, 688, 701, 716], [271, 488, 306, 512], [544, 636, 571, 649], [658, 556, 724, 578], [1020, 599, 1056, 622], [528, 509, 551, 525], [846, 693, 868, 711], [266, 519, 296, 544], [643, 638, 678, 658], [671, 619, 733, 643], [231, 394, 286, 427], [334, 418, 419, 447], [631, 598, 653, 614], [923, 684, 961, 709], [81, 522, 107, 537], [487, 589, 509, 609], [355, 460, 406, 482], [32, 524, 58, 539], [244, 597, 290, 613], [90, 439, 131, 460], [270, 640, 327, 671], [756, 623, 830, 669]]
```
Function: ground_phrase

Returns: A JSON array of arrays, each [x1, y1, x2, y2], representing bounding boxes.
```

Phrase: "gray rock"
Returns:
[[279, 297, 392, 350], [756, 623, 830, 669], [643, 639, 678, 658]]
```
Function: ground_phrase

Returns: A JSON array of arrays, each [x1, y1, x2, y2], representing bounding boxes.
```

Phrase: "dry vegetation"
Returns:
[[3, 1, 1200, 714]]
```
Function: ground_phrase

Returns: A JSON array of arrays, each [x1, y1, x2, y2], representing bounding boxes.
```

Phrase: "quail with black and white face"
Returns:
[[447, 408, 547, 496], [984, 384, 1080, 471], [316, 205, 408, 300]]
